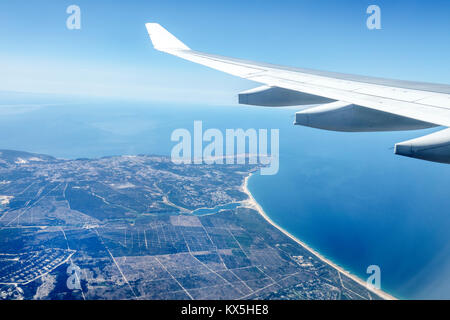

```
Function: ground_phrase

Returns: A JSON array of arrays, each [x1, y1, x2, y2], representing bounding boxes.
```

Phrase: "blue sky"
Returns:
[[0, 0, 449, 104]]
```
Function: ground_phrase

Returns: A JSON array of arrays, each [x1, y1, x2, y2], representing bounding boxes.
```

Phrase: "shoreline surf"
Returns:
[[241, 172, 397, 301]]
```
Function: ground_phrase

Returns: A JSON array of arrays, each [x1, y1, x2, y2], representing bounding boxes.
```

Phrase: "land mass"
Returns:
[[0, 149, 392, 300]]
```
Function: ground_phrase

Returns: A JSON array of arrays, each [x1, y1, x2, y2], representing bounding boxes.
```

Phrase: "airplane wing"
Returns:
[[145, 23, 450, 164]]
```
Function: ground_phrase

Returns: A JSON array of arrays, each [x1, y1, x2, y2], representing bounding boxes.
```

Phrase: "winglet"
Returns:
[[145, 23, 190, 52]]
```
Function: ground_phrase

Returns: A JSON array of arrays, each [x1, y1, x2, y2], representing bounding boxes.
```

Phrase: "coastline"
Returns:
[[241, 173, 397, 301]]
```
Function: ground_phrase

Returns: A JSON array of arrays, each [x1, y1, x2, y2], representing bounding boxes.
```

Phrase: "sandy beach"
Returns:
[[241, 173, 397, 300]]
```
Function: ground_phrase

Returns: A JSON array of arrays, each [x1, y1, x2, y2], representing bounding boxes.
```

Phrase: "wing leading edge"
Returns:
[[145, 23, 450, 164]]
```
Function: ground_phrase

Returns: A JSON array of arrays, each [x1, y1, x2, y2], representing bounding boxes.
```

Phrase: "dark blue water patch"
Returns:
[[247, 145, 450, 300]]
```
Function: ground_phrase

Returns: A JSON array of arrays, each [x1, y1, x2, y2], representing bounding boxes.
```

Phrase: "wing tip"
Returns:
[[145, 23, 190, 52]]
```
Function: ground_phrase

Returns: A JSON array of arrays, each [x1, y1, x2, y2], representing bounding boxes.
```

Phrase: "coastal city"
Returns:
[[0, 150, 390, 300]]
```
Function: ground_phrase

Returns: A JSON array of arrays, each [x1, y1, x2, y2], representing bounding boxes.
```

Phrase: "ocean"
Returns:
[[1, 97, 450, 299]]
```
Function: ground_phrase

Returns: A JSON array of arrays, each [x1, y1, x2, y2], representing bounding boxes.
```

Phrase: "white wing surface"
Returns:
[[145, 23, 450, 163]]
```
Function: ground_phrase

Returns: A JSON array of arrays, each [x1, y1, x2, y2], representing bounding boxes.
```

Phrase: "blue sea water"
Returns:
[[1, 96, 450, 299]]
